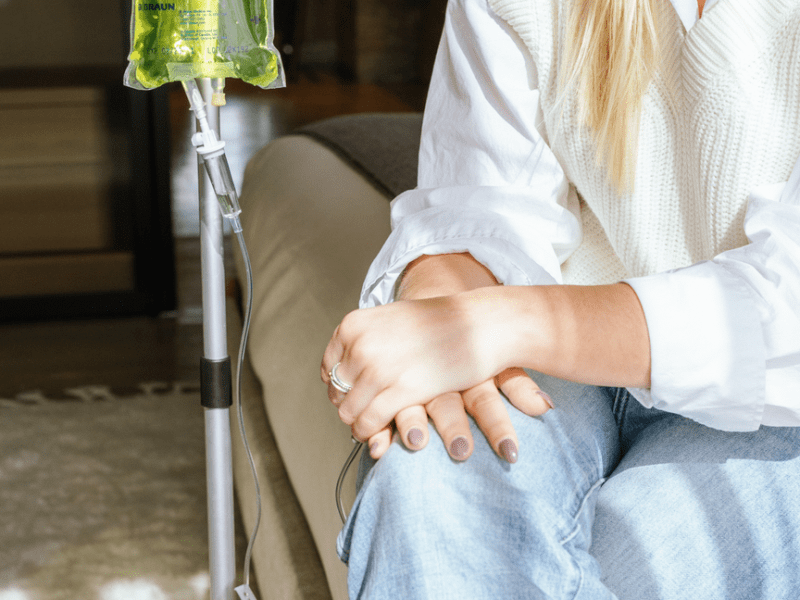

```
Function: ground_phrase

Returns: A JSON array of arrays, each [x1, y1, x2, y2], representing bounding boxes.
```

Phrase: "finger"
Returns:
[[366, 426, 393, 459], [461, 380, 519, 463], [495, 368, 554, 417], [320, 324, 344, 384], [327, 360, 357, 408], [348, 385, 417, 441], [328, 383, 345, 407], [321, 326, 354, 408], [336, 364, 385, 427], [426, 392, 474, 461], [394, 405, 429, 451]]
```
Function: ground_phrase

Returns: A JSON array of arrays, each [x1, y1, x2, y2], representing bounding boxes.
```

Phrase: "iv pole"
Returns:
[[197, 77, 237, 600], [125, 5, 279, 597]]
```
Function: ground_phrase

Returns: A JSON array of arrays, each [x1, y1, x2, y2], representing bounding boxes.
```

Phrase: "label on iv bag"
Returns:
[[125, 0, 284, 90]]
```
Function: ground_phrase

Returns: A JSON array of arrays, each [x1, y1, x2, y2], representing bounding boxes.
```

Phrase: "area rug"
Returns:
[[0, 382, 246, 600]]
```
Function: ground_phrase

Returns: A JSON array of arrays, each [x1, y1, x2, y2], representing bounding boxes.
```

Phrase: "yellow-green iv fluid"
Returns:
[[125, 0, 284, 90]]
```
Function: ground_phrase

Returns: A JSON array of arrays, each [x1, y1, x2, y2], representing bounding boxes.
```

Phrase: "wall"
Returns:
[[0, 0, 126, 69], [297, 0, 447, 84], [0, 0, 446, 84]]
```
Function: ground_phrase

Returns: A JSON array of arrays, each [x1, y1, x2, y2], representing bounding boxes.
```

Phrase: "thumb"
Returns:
[[495, 368, 554, 417]]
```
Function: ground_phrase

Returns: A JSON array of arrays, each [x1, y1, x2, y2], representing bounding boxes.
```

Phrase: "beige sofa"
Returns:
[[226, 114, 423, 600]]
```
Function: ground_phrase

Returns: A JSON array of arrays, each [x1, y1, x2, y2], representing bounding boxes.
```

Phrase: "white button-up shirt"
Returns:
[[359, 0, 800, 430]]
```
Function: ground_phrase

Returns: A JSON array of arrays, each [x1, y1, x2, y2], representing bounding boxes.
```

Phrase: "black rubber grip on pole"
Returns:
[[201, 357, 233, 409]]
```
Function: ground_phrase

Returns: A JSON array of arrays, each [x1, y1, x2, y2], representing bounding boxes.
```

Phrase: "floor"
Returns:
[[0, 72, 424, 399]]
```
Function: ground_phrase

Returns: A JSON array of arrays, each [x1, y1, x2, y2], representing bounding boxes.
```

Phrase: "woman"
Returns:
[[322, 0, 800, 597]]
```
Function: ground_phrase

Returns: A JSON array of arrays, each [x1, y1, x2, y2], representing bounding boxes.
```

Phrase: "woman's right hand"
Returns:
[[365, 253, 554, 463]]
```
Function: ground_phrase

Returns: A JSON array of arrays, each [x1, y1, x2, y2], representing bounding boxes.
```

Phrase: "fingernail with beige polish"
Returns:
[[407, 427, 424, 448], [499, 438, 518, 463], [450, 436, 469, 459], [537, 391, 555, 409]]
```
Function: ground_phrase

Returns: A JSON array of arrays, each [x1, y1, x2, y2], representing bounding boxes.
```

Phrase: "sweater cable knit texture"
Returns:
[[488, 0, 800, 285]]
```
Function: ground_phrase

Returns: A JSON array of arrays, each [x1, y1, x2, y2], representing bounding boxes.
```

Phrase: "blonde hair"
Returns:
[[559, 0, 661, 194]]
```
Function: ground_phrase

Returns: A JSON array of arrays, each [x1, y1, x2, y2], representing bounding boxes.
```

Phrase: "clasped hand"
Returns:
[[321, 287, 554, 463]]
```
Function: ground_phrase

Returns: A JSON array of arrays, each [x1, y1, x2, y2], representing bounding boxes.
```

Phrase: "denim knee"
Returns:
[[339, 388, 619, 599]]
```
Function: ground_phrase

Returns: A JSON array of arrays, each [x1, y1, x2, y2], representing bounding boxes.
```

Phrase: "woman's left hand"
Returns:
[[321, 290, 511, 442]]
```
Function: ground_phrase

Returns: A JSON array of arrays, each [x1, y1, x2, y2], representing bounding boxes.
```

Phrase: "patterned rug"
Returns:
[[0, 382, 246, 600]]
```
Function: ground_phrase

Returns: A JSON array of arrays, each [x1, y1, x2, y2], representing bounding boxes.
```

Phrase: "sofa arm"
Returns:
[[232, 113, 421, 600]]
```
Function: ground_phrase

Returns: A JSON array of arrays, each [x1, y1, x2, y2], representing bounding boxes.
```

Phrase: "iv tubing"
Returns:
[[337, 440, 363, 523], [234, 228, 260, 590]]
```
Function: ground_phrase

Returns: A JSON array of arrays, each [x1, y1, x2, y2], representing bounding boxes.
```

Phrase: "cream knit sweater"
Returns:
[[489, 0, 800, 285]]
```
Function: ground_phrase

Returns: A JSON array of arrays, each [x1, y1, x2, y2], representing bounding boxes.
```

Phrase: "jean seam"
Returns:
[[612, 387, 629, 436], [559, 477, 606, 547], [558, 477, 605, 600], [557, 538, 586, 600], [569, 556, 585, 600]]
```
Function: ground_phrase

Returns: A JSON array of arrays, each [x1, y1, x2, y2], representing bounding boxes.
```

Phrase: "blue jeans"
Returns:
[[337, 371, 800, 599]]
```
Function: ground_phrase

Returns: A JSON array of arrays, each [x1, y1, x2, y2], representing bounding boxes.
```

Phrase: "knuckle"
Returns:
[[350, 426, 366, 444], [338, 404, 354, 425], [338, 309, 364, 339], [328, 386, 340, 405], [348, 341, 369, 364], [464, 388, 499, 412], [352, 413, 383, 440], [426, 393, 465, 423], [395, 404, 424, 424]]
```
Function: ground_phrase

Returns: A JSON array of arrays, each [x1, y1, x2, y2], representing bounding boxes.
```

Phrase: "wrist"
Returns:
[[459, 286, 533, 377], [398, 252, 500, 300], [501, 284, 651, 387], [461, 285, 567, 379]]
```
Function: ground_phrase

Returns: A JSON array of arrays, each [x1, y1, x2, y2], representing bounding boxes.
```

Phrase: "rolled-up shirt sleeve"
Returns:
[[625, 158, 800, 431], [360, 0, 581, 308]]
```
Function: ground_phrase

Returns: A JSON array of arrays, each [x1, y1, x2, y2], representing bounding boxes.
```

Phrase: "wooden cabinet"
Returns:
[[0, 1, 175, 321]]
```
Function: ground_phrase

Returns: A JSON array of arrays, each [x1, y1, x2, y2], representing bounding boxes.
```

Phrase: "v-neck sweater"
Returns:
[[489, 0, 800, 285], [360, 0, 800, 430]]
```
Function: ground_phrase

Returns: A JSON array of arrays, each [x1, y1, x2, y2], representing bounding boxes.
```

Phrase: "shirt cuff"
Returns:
[[625, 261, 766, 431], [360, 206, 560, 308]]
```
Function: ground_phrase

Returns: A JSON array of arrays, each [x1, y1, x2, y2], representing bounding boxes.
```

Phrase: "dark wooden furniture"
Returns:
[[0, 2, 176, 321]]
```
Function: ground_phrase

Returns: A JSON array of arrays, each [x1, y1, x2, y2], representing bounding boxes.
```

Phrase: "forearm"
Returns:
[[401, 260, 651, 386], [476, 283, 651, 388]]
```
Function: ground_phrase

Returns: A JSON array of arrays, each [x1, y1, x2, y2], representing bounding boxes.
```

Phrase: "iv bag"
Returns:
[[124, 0, 284, 90]]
